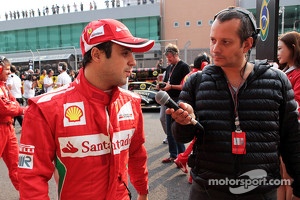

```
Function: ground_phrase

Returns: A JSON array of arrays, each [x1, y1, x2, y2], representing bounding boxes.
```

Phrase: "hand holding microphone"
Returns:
[[155, 91, 203, 130]]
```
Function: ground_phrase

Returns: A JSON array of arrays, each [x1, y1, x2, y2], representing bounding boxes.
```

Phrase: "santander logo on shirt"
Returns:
[[59, 99, 136, 157], [58, 129, 135, 158]]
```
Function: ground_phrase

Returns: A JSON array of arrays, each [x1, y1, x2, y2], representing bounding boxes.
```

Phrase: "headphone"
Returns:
[[58, 62, 67, 71], [0, 56, 6, 74], [214, 7, 260, 47]]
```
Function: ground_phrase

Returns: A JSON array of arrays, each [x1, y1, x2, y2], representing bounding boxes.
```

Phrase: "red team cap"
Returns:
[[80, 19, 155, 56]]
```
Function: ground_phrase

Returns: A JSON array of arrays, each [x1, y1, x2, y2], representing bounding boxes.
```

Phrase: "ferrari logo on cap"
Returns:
[[87, 28, 93, 35], [90, 26, 105, 39]]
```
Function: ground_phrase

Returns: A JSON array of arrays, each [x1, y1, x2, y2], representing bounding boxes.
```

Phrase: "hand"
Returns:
[[137, 194, 148, 200], [166, 102, 195, 125], [164, 82, 171, 91], [22, 106, 28, 115]]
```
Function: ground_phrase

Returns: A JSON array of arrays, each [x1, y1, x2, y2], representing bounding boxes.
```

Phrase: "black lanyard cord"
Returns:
[[122, 180, 132, 199]]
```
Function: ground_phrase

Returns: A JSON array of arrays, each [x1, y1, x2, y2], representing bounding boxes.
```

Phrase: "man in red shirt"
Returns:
[[0, 56, 26, 190], [18, 19, 154, 200]]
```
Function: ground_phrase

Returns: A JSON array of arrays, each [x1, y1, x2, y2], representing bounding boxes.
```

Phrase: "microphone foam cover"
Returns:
[[155, 91, 169, 105]]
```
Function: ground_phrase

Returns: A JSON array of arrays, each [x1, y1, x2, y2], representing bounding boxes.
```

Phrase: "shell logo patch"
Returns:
[[65, 106, 83, 122], [64, 102, 86, 127]]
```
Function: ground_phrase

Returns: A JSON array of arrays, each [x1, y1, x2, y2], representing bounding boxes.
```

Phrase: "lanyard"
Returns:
[[167, 62, 178, 83], [227, 62, 248, 131], [228, 84, 241, 132]]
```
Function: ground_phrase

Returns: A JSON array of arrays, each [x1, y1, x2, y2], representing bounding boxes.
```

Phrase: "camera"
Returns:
[[158, 82, 166, 88]]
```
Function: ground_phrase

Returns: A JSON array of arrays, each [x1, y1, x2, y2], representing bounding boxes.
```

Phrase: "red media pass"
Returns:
[[232, 131, 246, 154]]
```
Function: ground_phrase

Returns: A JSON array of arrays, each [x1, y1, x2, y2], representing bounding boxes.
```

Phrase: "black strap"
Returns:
[[122, 180, 132, 199]]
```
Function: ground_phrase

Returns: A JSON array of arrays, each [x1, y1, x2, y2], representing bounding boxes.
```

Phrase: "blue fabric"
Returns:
[[166, 114, 185, 158]]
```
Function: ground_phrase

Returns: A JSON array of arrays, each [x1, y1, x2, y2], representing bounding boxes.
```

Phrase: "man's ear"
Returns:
[[243, 37, 253, 53], [91, 47, 103, 61]]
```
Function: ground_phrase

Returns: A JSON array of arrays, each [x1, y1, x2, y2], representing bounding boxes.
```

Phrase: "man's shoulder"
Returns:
[[63, 72, 71, 79], [30, 86, 75, 105], [43, 76, 51, 81], [13, 75, 22, 82], [120, 87, 141, 100], [57, 73, 63, 78], [179, 60, 189, 67], [6, 76, 13, 84]]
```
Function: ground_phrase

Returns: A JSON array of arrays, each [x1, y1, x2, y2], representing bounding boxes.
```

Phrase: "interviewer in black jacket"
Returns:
[[167, 6, 300, 200]]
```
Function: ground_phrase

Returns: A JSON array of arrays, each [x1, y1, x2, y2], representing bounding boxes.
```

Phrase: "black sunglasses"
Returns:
[[164, 48, 178, 56]]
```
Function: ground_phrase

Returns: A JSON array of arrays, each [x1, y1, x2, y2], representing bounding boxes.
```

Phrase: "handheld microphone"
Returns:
[[155, 91, 203, 129]]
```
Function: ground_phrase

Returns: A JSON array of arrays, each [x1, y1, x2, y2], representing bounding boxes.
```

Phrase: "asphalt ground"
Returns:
[[0, 110, 192, 200]]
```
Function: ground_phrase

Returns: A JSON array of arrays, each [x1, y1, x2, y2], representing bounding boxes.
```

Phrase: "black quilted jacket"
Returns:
[[172, 60, 300, 196]]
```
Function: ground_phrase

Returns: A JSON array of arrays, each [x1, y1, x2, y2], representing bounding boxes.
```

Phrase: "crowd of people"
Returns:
[[3, 2, 97, 21], [3, 63, 76, 105], [1, 0, 156, 21], [0, 5, 300, 200]]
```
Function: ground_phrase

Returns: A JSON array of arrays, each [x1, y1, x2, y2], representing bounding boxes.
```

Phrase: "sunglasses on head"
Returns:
[[164, 48, 178, 56]]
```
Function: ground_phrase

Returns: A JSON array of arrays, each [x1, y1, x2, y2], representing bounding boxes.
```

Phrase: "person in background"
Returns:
[[277, 31, 300, 200], [56, 62, 71, 88], [156, 58, 164, 74], [160, 43, 190, 163], [158, 71, 168, 144], [18, 18, 154, 200], [6, 65, 24, 126], [0, 56, 27, 191], [174, 52, 210, 183], [35, 68, 40, 75], [167, 7, 300, 200], [23, 74, 38, 105], [69, 69, 76, 82], [27, 68, 34, 74], [278, 31, 300, 113], [37, 69, 46, 94], [43, 69, 54, 93]]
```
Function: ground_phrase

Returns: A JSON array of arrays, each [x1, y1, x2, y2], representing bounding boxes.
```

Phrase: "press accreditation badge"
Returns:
[[232, 131, 246, 154]]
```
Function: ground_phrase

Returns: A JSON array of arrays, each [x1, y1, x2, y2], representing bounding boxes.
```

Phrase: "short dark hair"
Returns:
[[193, 53, 210, 69], [10, 65, 17, 73], [82, 41, 113, 67], [58, 62, 68, 71], [214, 6, 259, 47], [47, 69, 53, 75]]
